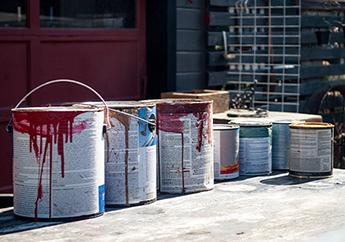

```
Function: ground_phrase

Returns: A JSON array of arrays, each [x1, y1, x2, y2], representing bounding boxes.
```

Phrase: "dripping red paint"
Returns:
[[13, 110, 88, 219]]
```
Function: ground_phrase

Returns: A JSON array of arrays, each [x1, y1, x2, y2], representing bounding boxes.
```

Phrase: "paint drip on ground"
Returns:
[[12, 107, 105, 219], [156, 100, 214, 194]]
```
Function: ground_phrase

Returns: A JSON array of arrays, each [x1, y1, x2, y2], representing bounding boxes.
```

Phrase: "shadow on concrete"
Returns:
[[260, 174, 326, 186], [0, 208, 63, 235], [0, 195, 13, 209]]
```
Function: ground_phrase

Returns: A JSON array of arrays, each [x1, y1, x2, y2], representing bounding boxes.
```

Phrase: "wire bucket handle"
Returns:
[[7, 79, 111, 133]]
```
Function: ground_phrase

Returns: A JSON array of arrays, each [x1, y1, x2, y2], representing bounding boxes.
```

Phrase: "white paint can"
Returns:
[[156, 100, 214, 194], [213, 124, 240, 181], [103, 102, 157, 206], [289, 122, 334, 178], [12, 107, 105, 220]]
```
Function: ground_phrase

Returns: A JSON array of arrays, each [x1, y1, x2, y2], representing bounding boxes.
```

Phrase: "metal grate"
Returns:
[[219, 0, 302, 112]]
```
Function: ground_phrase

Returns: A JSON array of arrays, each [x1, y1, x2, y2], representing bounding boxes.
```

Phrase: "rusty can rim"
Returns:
[[289, 122, 334, 129]]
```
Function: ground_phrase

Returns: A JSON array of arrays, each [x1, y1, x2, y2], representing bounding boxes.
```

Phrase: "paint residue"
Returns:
[[156, 102, 212, 193], [13, 110, 87, 219], [109, 110, 131, 206]]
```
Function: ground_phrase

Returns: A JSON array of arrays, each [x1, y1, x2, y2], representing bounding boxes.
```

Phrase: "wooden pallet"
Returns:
[[161, 89, 230, 113]]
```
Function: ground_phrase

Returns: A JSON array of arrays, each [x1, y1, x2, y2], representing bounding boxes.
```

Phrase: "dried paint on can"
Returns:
[[272, 120, 292, 171], [289, 122, 334, 178], [104, 102, 157, 206], [12, 107, 105, 220], [156, 100, 214, 194], [232, 121, 272, 176], [213, 124, 240, 181]]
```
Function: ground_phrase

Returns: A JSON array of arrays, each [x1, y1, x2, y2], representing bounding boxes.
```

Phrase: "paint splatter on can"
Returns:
[[12, 107, 105, 220], [156, 100, 214, 194], [272, 120, 292, 171], [289, 122, 334, 178], [232, 121, 272, 176], [102, 101, 157, 206], [213, 124, 240, 181]]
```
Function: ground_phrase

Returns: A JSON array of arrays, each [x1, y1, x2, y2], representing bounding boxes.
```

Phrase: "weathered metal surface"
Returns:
[[156, 100, 214, 194], [3, 170, 345, 241], [289, 122, 334, 178], [12, 107, 105, 220]]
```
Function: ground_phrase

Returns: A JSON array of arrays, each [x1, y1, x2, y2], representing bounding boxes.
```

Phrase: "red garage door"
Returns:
[[0, 0, 146, 193]]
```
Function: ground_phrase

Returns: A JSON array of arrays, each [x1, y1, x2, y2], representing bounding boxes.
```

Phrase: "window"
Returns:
[[40, 0, 136, 28], [0, 0, 27, 27]]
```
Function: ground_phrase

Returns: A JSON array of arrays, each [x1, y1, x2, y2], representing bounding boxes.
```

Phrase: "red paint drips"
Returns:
[[156, 102, 212, 193], [13, 110, 88, 219]]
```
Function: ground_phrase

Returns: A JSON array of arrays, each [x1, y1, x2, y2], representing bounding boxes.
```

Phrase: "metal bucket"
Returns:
[[213, 124, 240, 181], [289, 122, 334, 178], [84, 101, 157, 206], [11, 80, 108, 220], [232, 121, 272, 176], [155, 99, 214, 194], [272, 120, 292, 171]]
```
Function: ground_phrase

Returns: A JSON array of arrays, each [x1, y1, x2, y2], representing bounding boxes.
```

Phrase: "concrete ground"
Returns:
[[1, 170, 345, 242]]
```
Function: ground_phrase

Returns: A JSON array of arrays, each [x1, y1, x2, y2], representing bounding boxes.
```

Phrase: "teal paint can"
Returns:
[[231, 121, 272, 176]]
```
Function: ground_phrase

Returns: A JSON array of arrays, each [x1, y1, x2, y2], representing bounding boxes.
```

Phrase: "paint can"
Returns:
[[155, 99, 214, 194], [213, 124, 240, 181], [11, 80, 107, 220], [272, 120, 292, 171], [85, 101, 157, 207], [289, 122, 334, 178], [231, 121, 272, 176]]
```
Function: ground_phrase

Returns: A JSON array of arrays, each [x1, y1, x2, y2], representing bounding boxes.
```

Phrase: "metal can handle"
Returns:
[[8, 79, 111, 132]]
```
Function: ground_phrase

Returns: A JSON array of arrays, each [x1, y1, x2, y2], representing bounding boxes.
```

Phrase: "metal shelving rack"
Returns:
[[208, 0, 302, 112]]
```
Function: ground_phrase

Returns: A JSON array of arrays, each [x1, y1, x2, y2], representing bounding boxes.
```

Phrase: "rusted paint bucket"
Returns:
[[289, 122, 334, 178], [232, 121, 272, 176], [87, 101, 157, 207], [213, 124, 240, 181], [155, 99, 214, 194], [11, 80, 107, 220]]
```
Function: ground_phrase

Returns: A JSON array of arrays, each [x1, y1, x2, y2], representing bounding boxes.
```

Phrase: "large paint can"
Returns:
[[97, 101, 157, 207], [156, 100, 214, 194], [11, 80, 106, 220], [289, 122, 334, 178], [272, 120, 292, 171], [232, 121, 272, 176], [213, 124, 240, 181]]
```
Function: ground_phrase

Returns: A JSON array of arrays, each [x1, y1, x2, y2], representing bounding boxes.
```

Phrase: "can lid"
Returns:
[[213, 124, 239, 130], [230, 120, 272, 127], [141, 98, 213, 105], [273, 120, 293, 124], [78, 101, 154, 109], [289, 122, 334, 129], [12, 106, 103, 112]]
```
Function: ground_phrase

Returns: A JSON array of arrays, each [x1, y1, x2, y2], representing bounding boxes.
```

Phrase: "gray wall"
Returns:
[[176, 0, 206, 91]]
